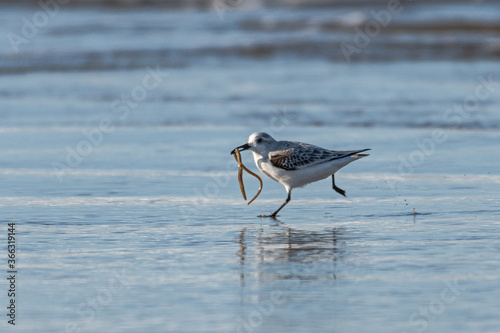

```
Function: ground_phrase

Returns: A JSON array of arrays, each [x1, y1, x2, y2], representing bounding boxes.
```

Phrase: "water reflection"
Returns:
[[238, 225, 347, 284]]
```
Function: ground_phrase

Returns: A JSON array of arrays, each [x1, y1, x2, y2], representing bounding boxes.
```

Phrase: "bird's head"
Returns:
[[230, 132, 276, 156]]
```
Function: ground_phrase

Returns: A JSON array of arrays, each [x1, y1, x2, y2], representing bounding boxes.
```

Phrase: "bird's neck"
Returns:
[[251, 151, 268, 169]]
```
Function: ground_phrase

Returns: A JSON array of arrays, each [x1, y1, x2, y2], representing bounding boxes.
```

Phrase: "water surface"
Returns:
[[1, 2, 500, 332]]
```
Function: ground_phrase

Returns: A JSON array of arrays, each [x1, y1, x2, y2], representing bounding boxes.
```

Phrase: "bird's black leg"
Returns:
[[260, 190, 291, 219], [332, 174, 346, 197]]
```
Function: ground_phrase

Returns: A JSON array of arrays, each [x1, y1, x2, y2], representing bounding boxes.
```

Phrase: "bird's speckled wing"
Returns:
[[269, 142, 368, 171]]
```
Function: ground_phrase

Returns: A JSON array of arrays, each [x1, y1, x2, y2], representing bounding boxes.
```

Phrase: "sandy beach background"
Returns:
[[1, 0, 500, 332]]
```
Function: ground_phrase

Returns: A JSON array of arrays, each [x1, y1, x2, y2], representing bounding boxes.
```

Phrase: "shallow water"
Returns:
[[1, 2, 500, 333], [2, 125, 500, 333]]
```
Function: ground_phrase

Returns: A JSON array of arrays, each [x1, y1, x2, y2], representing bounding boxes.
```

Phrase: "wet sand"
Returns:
[[1, 2, 500, 332]]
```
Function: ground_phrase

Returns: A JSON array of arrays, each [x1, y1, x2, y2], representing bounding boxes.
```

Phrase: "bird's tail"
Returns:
[[329, 148, 369, 169], [337, 148, 370, 160]]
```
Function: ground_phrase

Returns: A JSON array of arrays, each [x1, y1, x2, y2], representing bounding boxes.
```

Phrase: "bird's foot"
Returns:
[[258, 213, 279, 219], [333, 185, 346, 197]]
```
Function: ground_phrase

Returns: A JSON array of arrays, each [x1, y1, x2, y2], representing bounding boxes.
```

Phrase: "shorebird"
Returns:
[[231, 132, 370, 218]]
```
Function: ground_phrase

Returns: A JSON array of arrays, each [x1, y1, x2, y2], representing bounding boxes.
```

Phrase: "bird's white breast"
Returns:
[[251, 151, 278, 182]]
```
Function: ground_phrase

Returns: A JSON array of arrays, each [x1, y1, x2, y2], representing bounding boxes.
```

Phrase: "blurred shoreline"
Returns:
[[2, 1, 500, 70], [0, 0, 493, 9], [0, 0, 463, 8], [1, 1, 499, 130]]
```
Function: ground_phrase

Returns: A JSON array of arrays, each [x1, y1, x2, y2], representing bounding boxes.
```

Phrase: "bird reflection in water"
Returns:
[[238, 225, 347, 285]]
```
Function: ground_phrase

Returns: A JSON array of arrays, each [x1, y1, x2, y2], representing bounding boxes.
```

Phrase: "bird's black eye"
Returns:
[[257, 138, 263, 143]]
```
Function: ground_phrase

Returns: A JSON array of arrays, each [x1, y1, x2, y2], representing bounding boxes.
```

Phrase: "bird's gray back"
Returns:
[[269, 141, 342, 171]]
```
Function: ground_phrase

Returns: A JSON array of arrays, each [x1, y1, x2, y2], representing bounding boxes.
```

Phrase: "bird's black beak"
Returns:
[[230, 143, 251, 155]]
